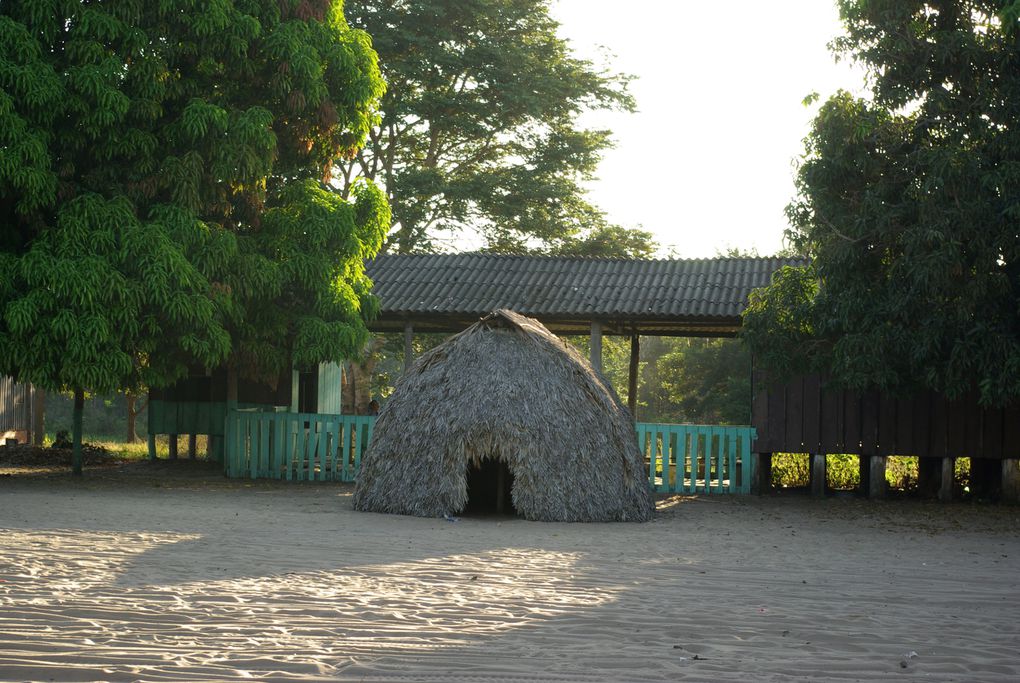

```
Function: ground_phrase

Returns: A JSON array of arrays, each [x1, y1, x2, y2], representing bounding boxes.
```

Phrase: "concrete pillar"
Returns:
[[938, 457, 955, 502], [1001, 459, 1020, 504], [188, 434, 198, 460], [627, 334, 639, 417], [403, 322, 414, 374], [147, 432, 157, 461], [752, 453, 772, 495], [168, 434, 178, 460], [867, 456, 887, 499], [811, 454, 826, 498]]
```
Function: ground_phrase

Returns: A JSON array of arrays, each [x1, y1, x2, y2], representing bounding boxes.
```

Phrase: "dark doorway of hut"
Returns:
[[462, 457, 518, 517]]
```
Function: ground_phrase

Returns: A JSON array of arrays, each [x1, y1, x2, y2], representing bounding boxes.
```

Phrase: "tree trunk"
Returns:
[[126, 391, 139, 443], [71, 387, 84, 477], [343, 336, 384, 414]]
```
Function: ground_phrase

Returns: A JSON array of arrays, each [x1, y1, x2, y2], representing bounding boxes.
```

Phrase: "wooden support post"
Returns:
[[188, 434, 197, 460], [496, 465, 506, 515], [939, 457, 955, 502], [168, 434, 178, 460], [627, 334, 639, 417], [752, 452, 772, 495], [918, 457, 940, 497], [403, 322, 414, 375], [810, 454, 826, 498], [208, 434, 222, 464], [868, 456, 887, 499], [31, 385, 45, 446], [590, 320, 603, 373], [1001, 459, 1020, 504], [858, 455, 871, 497], [970, 458, 999, 498], [147, 432, 156, 461]]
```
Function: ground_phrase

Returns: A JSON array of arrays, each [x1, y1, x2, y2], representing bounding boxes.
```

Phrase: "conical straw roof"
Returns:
[[353, 310, 654, 522]]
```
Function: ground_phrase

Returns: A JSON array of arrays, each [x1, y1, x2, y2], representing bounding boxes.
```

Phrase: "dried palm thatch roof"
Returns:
[[353, 309, 655, 522]]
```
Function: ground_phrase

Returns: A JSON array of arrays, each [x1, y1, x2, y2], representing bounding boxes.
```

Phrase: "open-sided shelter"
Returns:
[[353, 309, 655, 522]]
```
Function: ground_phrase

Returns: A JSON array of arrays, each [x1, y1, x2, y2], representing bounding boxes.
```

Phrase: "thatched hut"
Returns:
[[353, 310, 654, 522]]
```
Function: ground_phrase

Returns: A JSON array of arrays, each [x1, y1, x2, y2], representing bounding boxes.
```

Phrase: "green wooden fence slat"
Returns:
[[316, 419, 328, 481], [677, 428, 685, 493], [327, 420, 338, 480], [284, 418, 295, 481], [727, 428, 737, 493], [271, 414, 283, 479], [712, 427, 723, 494], [746, 430, 754, 495], [259, 418, 270, 478], [647, 427, 658, 490]]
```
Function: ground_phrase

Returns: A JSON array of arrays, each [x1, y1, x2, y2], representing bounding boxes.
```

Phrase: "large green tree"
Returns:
[[744, 0, 1020, 406], [0, 1, 387, 472], [340, 0, 636, 254]]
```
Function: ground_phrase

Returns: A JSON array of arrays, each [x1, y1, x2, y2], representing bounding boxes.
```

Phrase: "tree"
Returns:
[[341, 0, 636, 254], [0, 1, 387, 473], [549, 225, 658, 259], [646, 338, 751, 425], [743, 1, 1020, 406]]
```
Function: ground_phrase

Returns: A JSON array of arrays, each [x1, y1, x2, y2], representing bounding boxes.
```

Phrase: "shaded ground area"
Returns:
[[0, 469, 1018, 682]]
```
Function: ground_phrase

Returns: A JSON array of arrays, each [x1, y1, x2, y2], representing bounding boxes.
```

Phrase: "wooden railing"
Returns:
[[636, 423, 756, 494], [224, 410, 375, 481]]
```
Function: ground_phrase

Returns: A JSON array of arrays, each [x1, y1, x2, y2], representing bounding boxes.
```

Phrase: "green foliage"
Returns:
[[743, 1, 1020, 406], [0, 1, 387, 403], [549, 225, 659, 259], [341, 0, 638, 254], [644, 338, 751, 424]]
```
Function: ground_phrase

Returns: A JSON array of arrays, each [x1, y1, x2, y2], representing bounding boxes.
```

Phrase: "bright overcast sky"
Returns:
[[550, 0, 869, 258]]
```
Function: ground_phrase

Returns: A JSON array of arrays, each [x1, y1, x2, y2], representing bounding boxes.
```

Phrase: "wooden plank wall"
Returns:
[[752, 373, 1020, 460], [0, 377, 31, 434]]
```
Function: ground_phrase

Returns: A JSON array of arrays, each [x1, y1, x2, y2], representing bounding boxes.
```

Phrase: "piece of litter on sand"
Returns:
[[899, 651, 919, 668], [443, 514, 459, 522]]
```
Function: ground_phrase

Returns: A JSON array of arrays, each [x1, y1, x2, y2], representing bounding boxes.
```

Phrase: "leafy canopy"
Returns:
[[0, 0, 388, 397], [341, 0, 639, 254], [743, 0, 1020, 406]]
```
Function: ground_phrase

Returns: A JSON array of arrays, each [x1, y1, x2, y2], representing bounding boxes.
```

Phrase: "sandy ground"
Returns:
[[0, 468, 1018, 682]]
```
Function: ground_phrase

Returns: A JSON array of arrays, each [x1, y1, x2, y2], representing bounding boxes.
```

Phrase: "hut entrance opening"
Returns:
[[463, 456, 517, 516]]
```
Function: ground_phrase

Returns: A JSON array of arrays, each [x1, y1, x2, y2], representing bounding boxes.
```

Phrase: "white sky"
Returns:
[[550, 0, 869, 257]]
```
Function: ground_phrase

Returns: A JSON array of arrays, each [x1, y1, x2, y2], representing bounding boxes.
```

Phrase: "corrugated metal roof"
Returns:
[[365, 254, 804, 330]]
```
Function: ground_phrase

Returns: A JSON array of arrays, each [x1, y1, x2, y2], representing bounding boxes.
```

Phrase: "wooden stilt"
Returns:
[[168, 435, 178, 460], [811, 454, 826, 498], [939, 457, 955, 502], [752, 452, 772, 495], [918, 457, 940, 497], [868, 456, 887, 499], [1001, 459, 1020, 504], [188, 434, 197, 460], [858, 455, 871, 497]]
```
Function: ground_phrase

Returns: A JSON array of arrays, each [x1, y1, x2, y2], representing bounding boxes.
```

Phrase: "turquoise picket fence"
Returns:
[[636, 423, 756, 494], [224, 410, 375, 481], [223, 412, 755, 494]]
